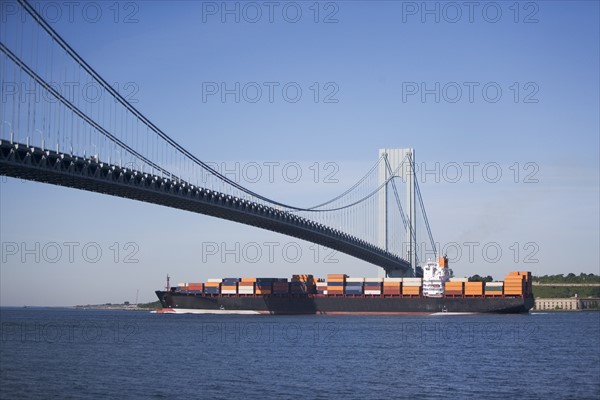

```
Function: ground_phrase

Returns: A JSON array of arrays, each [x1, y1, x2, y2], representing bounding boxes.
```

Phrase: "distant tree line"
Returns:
[[533, 286, 600, 299], [468, 275, 494, 282], [466, 273, 600, 284], [533, 273, 600, 284]]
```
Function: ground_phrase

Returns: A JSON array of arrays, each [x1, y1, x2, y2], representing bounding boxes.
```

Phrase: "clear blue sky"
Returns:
[[1, 1, 598, 305]]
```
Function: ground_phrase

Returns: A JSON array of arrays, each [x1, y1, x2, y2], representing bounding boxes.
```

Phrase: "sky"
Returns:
[[0, 0, 598, 306]]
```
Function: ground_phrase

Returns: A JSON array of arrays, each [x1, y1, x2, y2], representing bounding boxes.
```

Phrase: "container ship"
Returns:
[[155, 258, 534, 315]]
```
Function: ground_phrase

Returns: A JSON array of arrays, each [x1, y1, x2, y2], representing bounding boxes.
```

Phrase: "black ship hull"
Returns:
[[155, 291, 534, 314]]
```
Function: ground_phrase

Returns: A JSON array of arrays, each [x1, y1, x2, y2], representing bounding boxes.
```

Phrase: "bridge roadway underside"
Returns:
[[0, 141, 412, 275]]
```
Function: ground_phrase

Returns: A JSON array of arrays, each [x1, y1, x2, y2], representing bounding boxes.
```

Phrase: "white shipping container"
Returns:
[[364, 278, 384, 282], [486, 282, 504, 287], [449, 278, 468, 282], [346, 277, 365, 283], [365, 290, 382, 295], [207, 278, 223, 283], [384, 278, 403, 282], [221, 290, 237, 294], [177, 283, 186, 287]]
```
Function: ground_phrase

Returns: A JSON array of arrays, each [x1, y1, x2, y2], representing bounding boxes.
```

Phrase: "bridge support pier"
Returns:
[[378, 148, 416, 277]]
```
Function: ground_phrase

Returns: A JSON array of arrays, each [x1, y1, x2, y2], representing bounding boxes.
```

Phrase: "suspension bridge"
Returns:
[[0, 0, 437, 277]]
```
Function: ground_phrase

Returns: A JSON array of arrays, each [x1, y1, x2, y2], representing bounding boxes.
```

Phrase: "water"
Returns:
[[1, 308, 599, 399]]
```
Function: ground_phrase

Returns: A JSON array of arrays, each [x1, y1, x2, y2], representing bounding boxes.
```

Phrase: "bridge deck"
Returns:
[[0, 141, 412, 274]]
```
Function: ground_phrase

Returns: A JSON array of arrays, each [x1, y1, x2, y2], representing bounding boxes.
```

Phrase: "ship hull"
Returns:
[[155, 291, 534, 315]]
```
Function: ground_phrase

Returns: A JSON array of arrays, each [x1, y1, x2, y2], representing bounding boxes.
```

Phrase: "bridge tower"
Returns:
[[378, 148, 416, 277]]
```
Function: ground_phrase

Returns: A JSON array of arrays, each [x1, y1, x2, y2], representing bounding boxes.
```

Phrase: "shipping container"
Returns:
[[384, 277, 403, 282], [346, 277, 365, 283], [272, 282, 290, 294], [445, 281, 464, 295], [345, 290, 363, 295], [402, 286, 421, 295], [364, 284, 382, 289], [345, 282, 363, 286], [464, 282, 484, 296]]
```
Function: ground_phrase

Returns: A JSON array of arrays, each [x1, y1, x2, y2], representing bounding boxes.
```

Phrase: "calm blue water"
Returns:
[[1, 308, 598, 399]]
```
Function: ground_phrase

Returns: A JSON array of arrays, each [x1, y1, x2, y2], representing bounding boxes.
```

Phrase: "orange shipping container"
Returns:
[[402, 291, 420, 295], [403, 286, 420, 291]]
